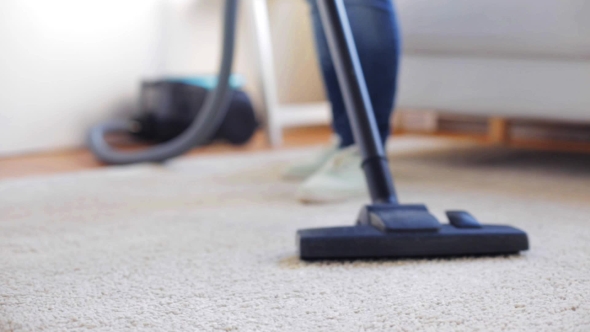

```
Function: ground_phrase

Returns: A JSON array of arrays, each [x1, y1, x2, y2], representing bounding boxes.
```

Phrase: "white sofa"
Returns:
[[395, 0, 590, 122]]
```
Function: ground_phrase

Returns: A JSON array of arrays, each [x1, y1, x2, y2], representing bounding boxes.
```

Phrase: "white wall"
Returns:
[[0, 0, 168, 156], [265, 0, 324, 104]]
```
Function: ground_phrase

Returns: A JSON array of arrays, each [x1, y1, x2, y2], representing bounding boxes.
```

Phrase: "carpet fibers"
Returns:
[[1, 137, 589, 331]]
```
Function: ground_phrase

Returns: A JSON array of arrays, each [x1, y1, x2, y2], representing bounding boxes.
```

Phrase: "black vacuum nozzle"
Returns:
[[298, 205, 529, 260]]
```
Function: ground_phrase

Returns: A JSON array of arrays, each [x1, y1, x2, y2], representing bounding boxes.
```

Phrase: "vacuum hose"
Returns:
[[88, 0, 239, 165]]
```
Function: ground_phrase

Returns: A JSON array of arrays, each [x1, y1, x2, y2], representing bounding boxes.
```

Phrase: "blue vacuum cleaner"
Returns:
[[296, 0, 529, 260]]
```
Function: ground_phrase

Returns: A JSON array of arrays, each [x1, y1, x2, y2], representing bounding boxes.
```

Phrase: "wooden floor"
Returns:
[[2, 122, 589, 181], [0, 127, 333, 180]]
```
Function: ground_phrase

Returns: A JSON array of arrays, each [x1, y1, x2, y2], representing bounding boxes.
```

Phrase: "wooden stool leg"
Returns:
[[489, 117, 510, 144]]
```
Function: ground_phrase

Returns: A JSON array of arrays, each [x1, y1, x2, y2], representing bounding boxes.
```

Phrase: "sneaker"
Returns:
[[295, 145, 368, 203], [281, 137, 340, 181]]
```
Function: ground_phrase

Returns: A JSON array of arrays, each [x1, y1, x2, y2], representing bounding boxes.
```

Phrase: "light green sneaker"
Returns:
[[281, 138, 340, 181], [295, 145, 368, 204]]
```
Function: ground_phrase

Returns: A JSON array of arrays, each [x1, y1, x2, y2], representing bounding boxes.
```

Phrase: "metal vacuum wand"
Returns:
[[316, 0, 397, 204]]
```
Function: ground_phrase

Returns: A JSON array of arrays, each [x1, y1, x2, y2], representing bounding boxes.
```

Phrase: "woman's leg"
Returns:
[[286, 0, 401, 203], [307, 0, 401, 148]]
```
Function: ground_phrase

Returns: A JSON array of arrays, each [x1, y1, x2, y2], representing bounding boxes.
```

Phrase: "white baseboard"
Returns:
[[278, 102, 332, 128]]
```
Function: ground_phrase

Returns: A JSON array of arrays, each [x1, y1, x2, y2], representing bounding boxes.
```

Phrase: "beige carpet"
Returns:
[[1, 137, 589, 331]]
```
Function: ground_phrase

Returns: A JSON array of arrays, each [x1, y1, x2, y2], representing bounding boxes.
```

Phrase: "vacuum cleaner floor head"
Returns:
[[297, 204, 529, 260]]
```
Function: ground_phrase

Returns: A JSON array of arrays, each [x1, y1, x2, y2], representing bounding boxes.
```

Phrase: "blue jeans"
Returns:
[[307, 0, 401, 148]]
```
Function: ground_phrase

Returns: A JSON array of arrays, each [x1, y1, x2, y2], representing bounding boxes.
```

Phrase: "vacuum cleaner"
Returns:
[[88, 0, 529, 260], [296, 0, 529, 260], [130, 77, 258, 146], [87, 0, 244, 165]]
